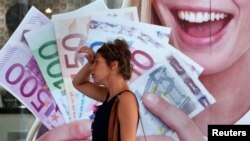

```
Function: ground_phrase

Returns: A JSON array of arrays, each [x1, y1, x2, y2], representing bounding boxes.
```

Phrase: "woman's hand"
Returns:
[[78, 46, 95, 64], [37, 119, 92, 141], [139, 94, 205, 141]]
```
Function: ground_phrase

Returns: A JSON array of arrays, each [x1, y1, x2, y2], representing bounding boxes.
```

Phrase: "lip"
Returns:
[[171, 8, 233, 49]]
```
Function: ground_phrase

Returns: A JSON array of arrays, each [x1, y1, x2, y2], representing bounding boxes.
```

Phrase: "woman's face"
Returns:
[[153, 0, 250, 74], [90, 53, 111, 84]]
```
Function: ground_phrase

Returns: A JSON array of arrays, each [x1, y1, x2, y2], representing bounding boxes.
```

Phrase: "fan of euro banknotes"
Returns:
[[0, 0, 215, 138]]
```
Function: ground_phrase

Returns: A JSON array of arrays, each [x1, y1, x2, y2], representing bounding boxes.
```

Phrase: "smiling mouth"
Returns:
[[174, 10, 232, 38]]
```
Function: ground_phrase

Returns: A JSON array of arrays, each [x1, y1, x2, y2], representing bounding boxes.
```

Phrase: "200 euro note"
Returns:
[[0, 6, 65, 129], [0, 41, 65, 129], [143, 29, 204, 77], [53, 6, 139, 120], [87, 16, 202, 80], [25, 23, 70, 123], [87, 16, 214, 106], [86, 16, 172, 83]]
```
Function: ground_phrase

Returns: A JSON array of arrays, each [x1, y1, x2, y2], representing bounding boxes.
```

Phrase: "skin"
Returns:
[[37, 94, 204, 141], [36, 119, 92, 141], [153, 0, 250, 137], [72, 46, 138, 141], [37, 1, 250, 140], [153, 0, 250, 75]]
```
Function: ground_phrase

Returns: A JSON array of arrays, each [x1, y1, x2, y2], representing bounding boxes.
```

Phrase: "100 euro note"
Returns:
[[25, 23, 70, 123], [52, 6, 139, 120], [0, 6, 65, 129]]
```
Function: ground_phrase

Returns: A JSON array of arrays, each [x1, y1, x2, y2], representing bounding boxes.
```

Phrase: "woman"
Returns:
[[124, 0, 250, 140], [72, 38, 139, 141]]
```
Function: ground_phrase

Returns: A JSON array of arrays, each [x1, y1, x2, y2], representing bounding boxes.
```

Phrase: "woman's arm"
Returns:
[[72, 46, 108, 102], [118, 91, 139, 141]]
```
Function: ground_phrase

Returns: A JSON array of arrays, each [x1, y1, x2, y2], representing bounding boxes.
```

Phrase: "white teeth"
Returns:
[[178, 11, 228, 23]]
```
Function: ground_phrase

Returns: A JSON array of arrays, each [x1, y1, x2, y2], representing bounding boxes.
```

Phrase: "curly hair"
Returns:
[[96, 38, 132, 80]]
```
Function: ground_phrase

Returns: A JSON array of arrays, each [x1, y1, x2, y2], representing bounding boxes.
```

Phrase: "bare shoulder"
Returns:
[[118, 91, 139, 121], [118, 91, 138, 107]]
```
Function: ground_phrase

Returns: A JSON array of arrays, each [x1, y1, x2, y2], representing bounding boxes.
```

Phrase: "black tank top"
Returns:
[[91, 90, 136, 141]]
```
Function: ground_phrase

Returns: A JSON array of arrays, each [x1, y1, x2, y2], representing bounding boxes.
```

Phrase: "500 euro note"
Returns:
[[25, 23, 70, 123], [0, 41, 65, 129], [0, 7, 65, 129], [53, 6, 139, 120]]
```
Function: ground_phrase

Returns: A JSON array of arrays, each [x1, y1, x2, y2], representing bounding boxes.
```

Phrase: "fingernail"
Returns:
[[143, 94, 159, 105]]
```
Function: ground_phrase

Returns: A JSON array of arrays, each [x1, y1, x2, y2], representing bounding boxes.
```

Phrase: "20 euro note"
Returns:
[[25, 23, 70, 123], [129, 59, 204, 136], [53, 6, 139, 120], [136, 30, 215, 107], [0, 41, 65, 129]]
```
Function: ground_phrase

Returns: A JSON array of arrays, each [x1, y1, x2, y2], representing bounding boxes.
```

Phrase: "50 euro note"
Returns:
[[51, 0, 109, 120], [25, 23, 70, 123], [0, 6, 65, 129], [52, 6, 139, 120]]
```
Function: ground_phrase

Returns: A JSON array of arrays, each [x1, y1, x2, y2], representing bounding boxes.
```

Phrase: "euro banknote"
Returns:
[[86, 16, 215, 136], [51, 0, 109, 120], [0, 6, 65, 129], [25, 23, 70, 123], [53, 6, 139, 120], [0, 41, 65, 129], [129, 59, 203, 136]]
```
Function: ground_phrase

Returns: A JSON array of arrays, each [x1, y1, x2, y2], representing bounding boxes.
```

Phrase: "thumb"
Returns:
[[142, 94, 204, 141]]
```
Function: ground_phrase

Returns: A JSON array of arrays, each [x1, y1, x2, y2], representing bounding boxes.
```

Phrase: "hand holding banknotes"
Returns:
[[37, 94, 204, 141], [36, 119, 92, 141], [140, 94, 204, 141]]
